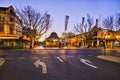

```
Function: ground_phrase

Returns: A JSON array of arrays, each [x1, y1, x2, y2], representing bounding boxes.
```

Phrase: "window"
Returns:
[[10, 17, 14, 22], [0, 40, 4, 45], [10, 26, 13, 34], [94, 31, 97, 36], [0, 23, 4, 31], [10, 9, 13, 14]]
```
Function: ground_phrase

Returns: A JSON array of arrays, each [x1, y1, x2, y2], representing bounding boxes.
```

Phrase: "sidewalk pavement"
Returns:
[[34, 46, 88, 50], [97, 55, 120, 64], [0, 57, 5, 67]]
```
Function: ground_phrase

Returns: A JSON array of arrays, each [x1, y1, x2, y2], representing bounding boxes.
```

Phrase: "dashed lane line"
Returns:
[[56, 56, 64, 63]]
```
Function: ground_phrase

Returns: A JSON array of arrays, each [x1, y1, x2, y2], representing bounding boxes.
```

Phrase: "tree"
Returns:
[[86, 13, 94, 31], [74, 14, 94, 47], [74, 17, 87, 34], [16, 6, 51, 48], [61, 32, 75, 38], [102, 16, 114, 31], [115, 13, 120, 32]]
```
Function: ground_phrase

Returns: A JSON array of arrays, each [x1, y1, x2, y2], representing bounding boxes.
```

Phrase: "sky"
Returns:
[[0, 0, 120, 40]]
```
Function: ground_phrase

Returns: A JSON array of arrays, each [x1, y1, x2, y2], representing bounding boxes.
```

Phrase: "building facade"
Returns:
[[68, 26, 120, 48], [0, 6, 22, 46], [46, 32, 61, 47]]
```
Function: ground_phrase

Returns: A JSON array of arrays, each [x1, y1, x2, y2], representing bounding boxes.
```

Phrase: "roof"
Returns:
[[0, 7, 8, 11], [48, 32, 59, 39], [0, 6, 14, 12]]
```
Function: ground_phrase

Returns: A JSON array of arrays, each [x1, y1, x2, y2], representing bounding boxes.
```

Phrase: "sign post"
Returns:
[[103, 29, 107, 56]]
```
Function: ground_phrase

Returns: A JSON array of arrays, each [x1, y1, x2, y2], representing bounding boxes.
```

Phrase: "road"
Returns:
[[0, 49, 120, 80]]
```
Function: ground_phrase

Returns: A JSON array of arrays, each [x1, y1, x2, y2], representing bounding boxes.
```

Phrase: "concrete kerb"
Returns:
[[0, 57, 5, 67], [97, 55, 120, 64]]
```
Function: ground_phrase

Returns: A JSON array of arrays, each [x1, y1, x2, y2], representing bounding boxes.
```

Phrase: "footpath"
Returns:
[[97, 55, 120, 64]]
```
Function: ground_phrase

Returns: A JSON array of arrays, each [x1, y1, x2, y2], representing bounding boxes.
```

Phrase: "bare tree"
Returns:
[[86, 13, 94, 31], [16, 6, 51, 48], [102, 16, 114, 31], [74, 17, 87, 34], [74, 14, 94, 47], [62, 32, 75, 38], [115, 13, 120, 31]]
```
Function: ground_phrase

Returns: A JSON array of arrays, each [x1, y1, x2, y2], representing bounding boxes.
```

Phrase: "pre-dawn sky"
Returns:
[[0, 0, 120, 40]]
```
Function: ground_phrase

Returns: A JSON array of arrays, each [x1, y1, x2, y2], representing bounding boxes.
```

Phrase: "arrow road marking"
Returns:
[[79, 58, 98, 69], [34, 59, 47, 74]]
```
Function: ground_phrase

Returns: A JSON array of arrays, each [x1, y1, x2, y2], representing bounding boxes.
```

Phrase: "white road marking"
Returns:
[[88, 55, 93, 57], [5, 57, 25, 60], [56, 57, 63, 63], [34, 59, 47, 74], [78, 55, 84, 57], [79, 58, 98, 69], [43, 56, 51, 59]]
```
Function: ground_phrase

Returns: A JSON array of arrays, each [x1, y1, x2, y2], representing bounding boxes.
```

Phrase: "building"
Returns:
[[46, 32, 61, 47], [0, 6, 22, 46], [68, 25, 120, 48]]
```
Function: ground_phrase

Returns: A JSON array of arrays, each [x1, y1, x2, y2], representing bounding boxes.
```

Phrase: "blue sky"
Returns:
[[0, 0, 120, 40]]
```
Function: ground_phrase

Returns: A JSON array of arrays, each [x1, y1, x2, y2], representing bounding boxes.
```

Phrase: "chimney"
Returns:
[[82, 17, 85, 26], [96, 19, 98, 27]]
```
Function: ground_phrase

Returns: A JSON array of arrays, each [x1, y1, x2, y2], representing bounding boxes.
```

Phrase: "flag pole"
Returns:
[[64, 15, 69, 47], [82, 17, 85, 47]]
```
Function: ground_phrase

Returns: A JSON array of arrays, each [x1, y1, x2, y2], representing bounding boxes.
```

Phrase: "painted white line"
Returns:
[[5, 57, 25, 60], [56, 57, 63, 63], [17, 57, 26, 59], [34, 59, 47, 74], [79, 58, 98, 69], [88, 55, 93, 57], [78, 55, 84, 57], [43, 56, 51, 59]]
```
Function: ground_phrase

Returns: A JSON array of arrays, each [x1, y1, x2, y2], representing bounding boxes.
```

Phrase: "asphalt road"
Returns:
[[0, 49, 120, 80]]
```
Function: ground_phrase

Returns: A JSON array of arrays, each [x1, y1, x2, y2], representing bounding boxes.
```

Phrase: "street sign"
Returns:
[[103, 29, 107, 35]]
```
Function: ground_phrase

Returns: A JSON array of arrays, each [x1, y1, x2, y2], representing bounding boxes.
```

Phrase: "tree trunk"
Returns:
[[30, 38, 35, 49]]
